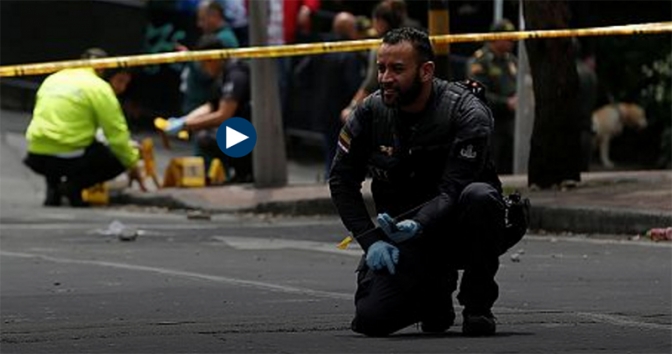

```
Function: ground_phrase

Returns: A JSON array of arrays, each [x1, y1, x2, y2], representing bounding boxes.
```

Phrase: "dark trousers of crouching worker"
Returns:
[[23, 141, 126, 205], [351, 182, 505, 337]]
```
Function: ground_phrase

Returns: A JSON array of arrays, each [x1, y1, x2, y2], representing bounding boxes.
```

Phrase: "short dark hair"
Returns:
[[372, 0, 404, 30], [81, 47, 108, 59], [101, 67, 133, 81], [195, 34, 226, 51], [382, 27, 435, 63], [80, 47, 132, 80], [200, 0, 225, 18]]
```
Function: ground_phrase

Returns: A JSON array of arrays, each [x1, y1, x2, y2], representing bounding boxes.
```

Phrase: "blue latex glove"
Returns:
[[165, 117, 187, 136], [366, 240, 399, 274], [377, 213, 422, 244]]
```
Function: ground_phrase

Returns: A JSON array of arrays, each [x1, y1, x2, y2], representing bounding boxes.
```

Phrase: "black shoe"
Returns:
[[65, 187, 89, 207], [421, 302, 456, 333], [421, 313, 455, 333], [462, 310, 496, 336], [43, 185, 62, 207]]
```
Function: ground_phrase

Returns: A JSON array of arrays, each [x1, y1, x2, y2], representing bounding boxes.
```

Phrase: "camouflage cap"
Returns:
[[490, 18, 516, 32]]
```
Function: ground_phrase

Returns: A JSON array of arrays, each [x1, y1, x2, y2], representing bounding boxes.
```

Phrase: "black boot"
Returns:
[[44, 184, 62, 206], [420, 308, 455, 333], [44, 177, 62, 207], [462, 309, 496, 336], [62, 182, 89, 207]]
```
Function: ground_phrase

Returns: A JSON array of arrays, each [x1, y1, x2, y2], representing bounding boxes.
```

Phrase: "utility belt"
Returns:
[[500, 191, 531, 254]]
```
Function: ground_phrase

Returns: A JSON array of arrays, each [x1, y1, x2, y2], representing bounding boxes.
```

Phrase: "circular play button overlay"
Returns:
[[216, 117, 257, 158]]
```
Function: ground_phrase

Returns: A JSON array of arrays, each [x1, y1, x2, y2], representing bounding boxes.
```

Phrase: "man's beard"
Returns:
[[381, 71, 423, 108]]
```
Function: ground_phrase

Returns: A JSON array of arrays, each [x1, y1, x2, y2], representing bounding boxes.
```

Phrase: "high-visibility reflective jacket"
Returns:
[[26, 68, 138, 168]]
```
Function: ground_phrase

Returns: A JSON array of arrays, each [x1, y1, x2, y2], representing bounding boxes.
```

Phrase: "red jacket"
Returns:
[[283, 0, 320, 44], [246, 0, 320, 44]]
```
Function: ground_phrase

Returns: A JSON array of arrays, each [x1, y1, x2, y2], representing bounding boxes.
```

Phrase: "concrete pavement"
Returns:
[[114, 127, 672, 236], [117, 168, 672, 236]]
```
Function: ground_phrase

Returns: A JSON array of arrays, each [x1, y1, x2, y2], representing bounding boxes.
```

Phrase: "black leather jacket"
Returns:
[[329, 78, 502, 251]]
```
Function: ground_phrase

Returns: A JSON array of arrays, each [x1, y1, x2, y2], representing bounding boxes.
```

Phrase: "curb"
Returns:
[[111, 192, 373, 215], [529, 205, 672, 235], [113, 192, 671, 236]]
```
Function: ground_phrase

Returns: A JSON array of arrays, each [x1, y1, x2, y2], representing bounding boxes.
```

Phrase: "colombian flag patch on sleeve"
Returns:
[[337, 128, 352, 154]]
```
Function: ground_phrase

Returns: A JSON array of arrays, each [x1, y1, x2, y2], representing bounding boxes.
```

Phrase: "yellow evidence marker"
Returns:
[[162, 157, 206, 188], [81, 183, 109, 205], [337, 235, 354, 250]]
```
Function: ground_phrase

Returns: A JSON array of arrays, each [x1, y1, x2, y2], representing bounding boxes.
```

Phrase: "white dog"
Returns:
[[592, 102, 648, 168]]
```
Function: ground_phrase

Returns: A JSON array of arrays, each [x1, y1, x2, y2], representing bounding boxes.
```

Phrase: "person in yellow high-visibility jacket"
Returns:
[[23, 48, 145, 207]]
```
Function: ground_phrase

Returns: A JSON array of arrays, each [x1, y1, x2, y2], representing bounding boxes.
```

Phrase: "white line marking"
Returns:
[[524, 235, 672, 248], [0, 224, 221, 231], [0, 250, 350, 300], [2, 250, 669, 331], [211, 236, 362, 256], [574, 311, 671, 331]]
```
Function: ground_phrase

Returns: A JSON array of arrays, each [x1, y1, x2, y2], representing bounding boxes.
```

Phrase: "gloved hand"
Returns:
[[377, 213, 422, 244], [165, 116, 187, 136], [365, 240, 399, 274]]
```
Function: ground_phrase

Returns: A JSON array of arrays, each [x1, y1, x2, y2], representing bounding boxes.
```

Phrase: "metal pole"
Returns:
[[513, 0, 534, 174], [428, 0, 450, 80], [249, 0, 288, 187], [494, 0, 504, 23]]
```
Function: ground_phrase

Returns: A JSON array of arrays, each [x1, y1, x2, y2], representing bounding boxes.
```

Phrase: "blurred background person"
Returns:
[[339, 0, 405, 123], [165, 35, 253, 184], [466, 18, 517, 174], [223, 0, 249, 47], [23, 48, 145, 207], [574, 38, 598, 172], [178, 0, 239, 115], [320, 12, 367, 178]]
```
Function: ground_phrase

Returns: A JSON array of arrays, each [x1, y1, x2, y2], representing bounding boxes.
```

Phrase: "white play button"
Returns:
[[225, 126, 248, 149], [216, 117, 256, 157]]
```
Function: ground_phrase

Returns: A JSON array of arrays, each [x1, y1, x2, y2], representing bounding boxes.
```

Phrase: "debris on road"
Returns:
[[647, 227, 672, 242], [96, 220, 139, 241], [186, 210, 211, 220]]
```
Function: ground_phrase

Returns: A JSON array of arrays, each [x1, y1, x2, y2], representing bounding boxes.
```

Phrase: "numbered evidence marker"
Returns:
[[162, 157, 206, 188], [215, 117, 256, 158]]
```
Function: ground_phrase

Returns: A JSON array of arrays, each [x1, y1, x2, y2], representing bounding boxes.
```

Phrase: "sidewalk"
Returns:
[[116, 152, 672, 235]]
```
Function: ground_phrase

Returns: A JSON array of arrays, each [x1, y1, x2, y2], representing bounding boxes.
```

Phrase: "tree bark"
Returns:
[[523, 0, 581, 188]]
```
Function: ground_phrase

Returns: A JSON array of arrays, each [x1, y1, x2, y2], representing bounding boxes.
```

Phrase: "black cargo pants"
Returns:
[[351, 182, 505, 336], [24, 141, 126, 196]]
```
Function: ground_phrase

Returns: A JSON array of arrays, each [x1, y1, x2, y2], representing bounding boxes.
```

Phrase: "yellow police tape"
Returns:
[[1, 22, 670, 78]]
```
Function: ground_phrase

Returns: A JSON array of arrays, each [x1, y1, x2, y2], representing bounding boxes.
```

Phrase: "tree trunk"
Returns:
[[523, 0, 581, 188]]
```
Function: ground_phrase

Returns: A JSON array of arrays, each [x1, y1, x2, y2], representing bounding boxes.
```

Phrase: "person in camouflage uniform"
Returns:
[[466, 19, 517, 174]]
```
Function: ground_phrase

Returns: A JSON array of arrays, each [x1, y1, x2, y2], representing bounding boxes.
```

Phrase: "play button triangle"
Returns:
[[226, 126, 248, 149]]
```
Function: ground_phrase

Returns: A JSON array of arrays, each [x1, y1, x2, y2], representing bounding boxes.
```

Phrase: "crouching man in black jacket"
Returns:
[[329, 27, 523, 337]]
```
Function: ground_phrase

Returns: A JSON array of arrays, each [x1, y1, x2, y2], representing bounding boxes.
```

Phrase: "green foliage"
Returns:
[[640, 52, 672, 168], [596, 34, 671, 168]]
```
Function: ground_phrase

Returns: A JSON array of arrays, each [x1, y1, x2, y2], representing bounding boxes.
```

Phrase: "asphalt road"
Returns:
[[1, 206, 670, 354], [1, 109, 670, 353]]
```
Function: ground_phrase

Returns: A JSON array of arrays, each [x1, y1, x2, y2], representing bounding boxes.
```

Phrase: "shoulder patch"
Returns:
[[470, 63, 484, 75], [464, 79, 487, 102], [338, 127, 352, 154], [338, 111, 365, 154], [454, 137, 487, 164]]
